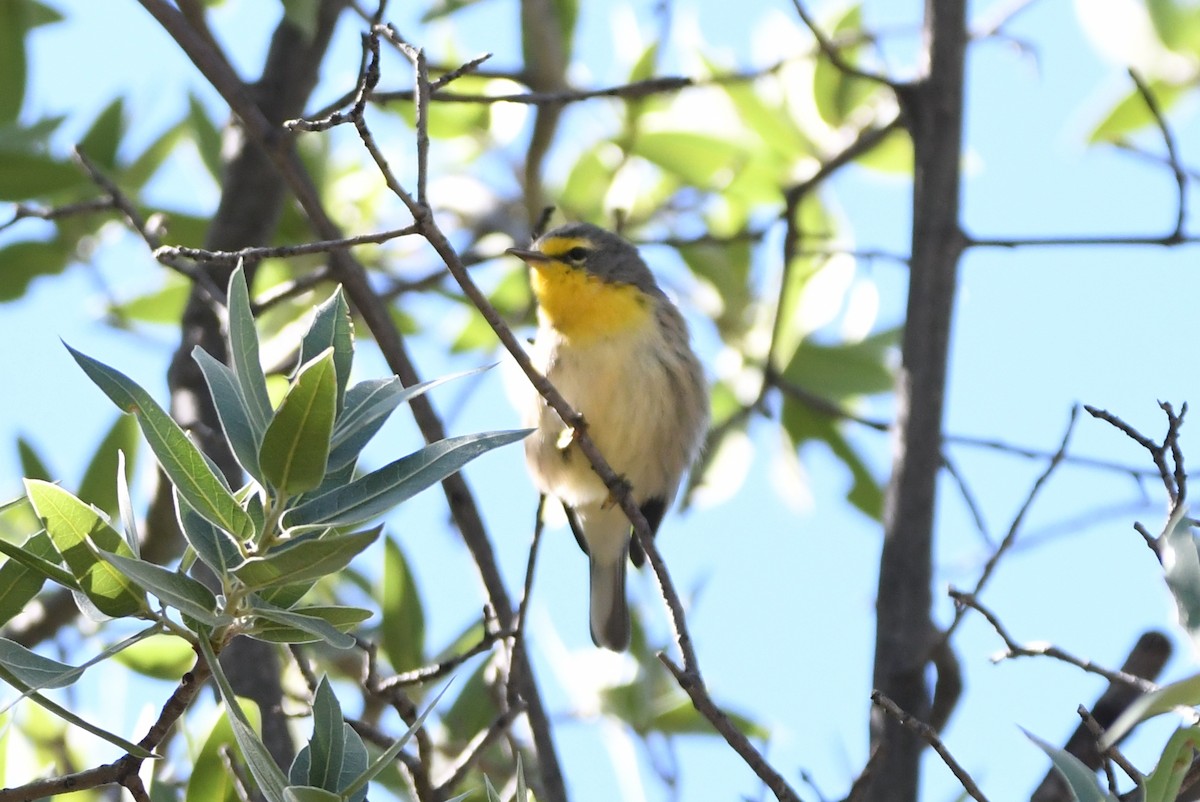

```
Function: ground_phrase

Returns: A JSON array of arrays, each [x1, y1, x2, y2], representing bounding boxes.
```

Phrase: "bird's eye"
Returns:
[[565, 247, 589, 261]]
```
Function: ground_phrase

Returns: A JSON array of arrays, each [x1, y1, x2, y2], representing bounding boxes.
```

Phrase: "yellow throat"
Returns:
[[529, 260, 653, 343]]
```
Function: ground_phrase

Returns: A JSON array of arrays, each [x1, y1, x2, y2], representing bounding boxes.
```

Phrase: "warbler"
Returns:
[[507, 222, 708, 651]]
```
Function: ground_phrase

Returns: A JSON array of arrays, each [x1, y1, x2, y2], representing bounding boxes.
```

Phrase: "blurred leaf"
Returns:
[[24, 479, 146, 618], [187, 699, 264, 802], [281, 0, 320, 41], [247, 597, 356, 649], [122, 116, 187, 189], [0, 663, 154, 757], [260, 348, 337, 495], [560, 144, 617, 219], [114, 633, 196, 681], [16, 436, 53, 481], [176, 489, 246, 575], [79, 97, 125, 171], [1146, 0, 1200, 55], [187, 93, 223, 181], [101, 551, 225, 627], [0, 532, 56, 627], [194, 347, 264, 483], [284, 429, 532, 532], [1145, 726, 1200, 802], [66, 343, 256, 541], [381, 537, 424, 672], [0, 144, 85, 201], [781, 394, 882, 519], [235, 528, 379, 591], [645, 693, 768, 739], [0, 625, 155, 696], [387, 75, 491, 139], [812, 5, 879, 127], [300, 288, 353, 412], [77, 414, 139, 518], [111, 274, 190, 324], [782, 327, 899, 401], [200, 636, 289, 802], [854, 126, 913, 173], [1160, 506, 1200, 647], [442, 657, 496, 743], [1025, 728, 1119, 802], [1090, 79, 1186, 144], [227, 265, 274, 436], [720, 74, 810, 158], [0, 1, 61, 122], [247, 605, 371, 644], [678, 238, 752, 340], [0, 239, 73, 302], [633, 131, 742, 187], [421, 0, 486, 21]]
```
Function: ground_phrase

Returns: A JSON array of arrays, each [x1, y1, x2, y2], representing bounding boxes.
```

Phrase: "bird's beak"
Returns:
[[506, 246, 551, 264]]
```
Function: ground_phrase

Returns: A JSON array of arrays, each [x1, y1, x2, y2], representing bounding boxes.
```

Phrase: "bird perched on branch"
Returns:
[[508, 222, 708, 651]]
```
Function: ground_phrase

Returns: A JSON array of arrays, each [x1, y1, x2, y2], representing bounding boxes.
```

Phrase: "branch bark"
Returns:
[[867, 2, 967, 801]]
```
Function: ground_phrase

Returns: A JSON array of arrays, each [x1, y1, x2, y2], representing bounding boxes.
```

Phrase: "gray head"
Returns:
[[507, 222, 664, 297]]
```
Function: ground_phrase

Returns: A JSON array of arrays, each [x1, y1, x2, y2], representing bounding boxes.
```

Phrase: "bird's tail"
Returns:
[[577, 504, 632, 651]]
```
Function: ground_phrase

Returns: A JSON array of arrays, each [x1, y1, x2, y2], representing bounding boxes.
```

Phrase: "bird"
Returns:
[[507, 222, 708, 651]]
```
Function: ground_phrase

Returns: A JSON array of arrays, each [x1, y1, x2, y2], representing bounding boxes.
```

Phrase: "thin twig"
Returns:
[[1128, 69, 1187, 240], [790, 0, 895, 88], [1077, 705, 1144, 790], [154, 225, 419, 265], [433, 705, 526, 795], [870, 691, 990, 802], [949, 591, 1157, 692]]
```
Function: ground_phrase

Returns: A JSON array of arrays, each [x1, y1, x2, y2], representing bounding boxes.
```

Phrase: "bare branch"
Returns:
[[1128, 69, 1188, 240], [870, 691, 990, 802]]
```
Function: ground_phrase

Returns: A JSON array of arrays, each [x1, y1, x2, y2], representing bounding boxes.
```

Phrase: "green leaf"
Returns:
[[299, 288, 353, 412], [116, 450, 140, 556], [77, 414, 139, 518], [114, 633, 197, 681], [1146, 0, 1200, 55], [122, 116, 187, 190], [780, 400, 883, 519], [1089, 79, 1187, 144], [284, 429, 531, 532], [24, 479, 146, 618], [1103, 672, 1200, 749], [812, 5, 879, 127], [300, 677, 345, 793], [633, 131, 743, 188], [187, 94, 223, 181], [0, 531, 80, 592], [442, 658, 495, 743], [381, 537, 424, 673], [719, 73, 810, 158], [100, 551, 226, 627], [260, 348, 337, 495], [282, 788, 341, 802], [0, 532, 55, 627], [16, 436, 52, 481], [329, 366, 493, 472], [1160, 506, 1200, 647], [339, 683, 450, 802], [175, 489, 246, 575], [112, 274, 190, 324], [246, 605, 371, 644], [1145, 726, 1200, 802], [1025, 728, 1118, 802], [187, 698, 264, 802], [0, 145, 85, 201], [235, 528, 379, 591], [227, 265, 274, 437], [79, 97, 125, 171], [0, 2, 27, 123], [560, 144, 617, 219], [246, 597, 356, 649], [65, 343, 255, 542], [0, 638, 79, 691], [194, 347, 264, 482], [199, 636, 289, 802], [678, 239, 752, 341], [0, 238, 72, 302], [0, 663, 155, 758], [281, 0, 321, 41], [782, 328, 899, 401]]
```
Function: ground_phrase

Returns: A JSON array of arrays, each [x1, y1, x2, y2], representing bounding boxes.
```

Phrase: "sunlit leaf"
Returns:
[[246, 605, 372, 644], [284, 429, 531, 532], [248, 596, 356, 649], [114, 633, 196, 681], [66, 344, 255, 541], [24, 479, 145, 618], [101, 551, 226, 627], [187, 698, 264, 802], [299, 288, 353, 412], [260, 348, 337, 495], [235, 528, 379, 591], [0, 532, 56, 626], [78, 97, 124, 171], [1145, 726, 1200, 802], [1089, 79, 1187, 144]]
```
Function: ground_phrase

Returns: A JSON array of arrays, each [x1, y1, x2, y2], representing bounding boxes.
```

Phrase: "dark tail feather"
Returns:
[[589, 555, 630, 651]]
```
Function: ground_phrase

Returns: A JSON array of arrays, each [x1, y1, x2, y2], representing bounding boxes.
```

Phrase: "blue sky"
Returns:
[[3, 1, 1200, 801]]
